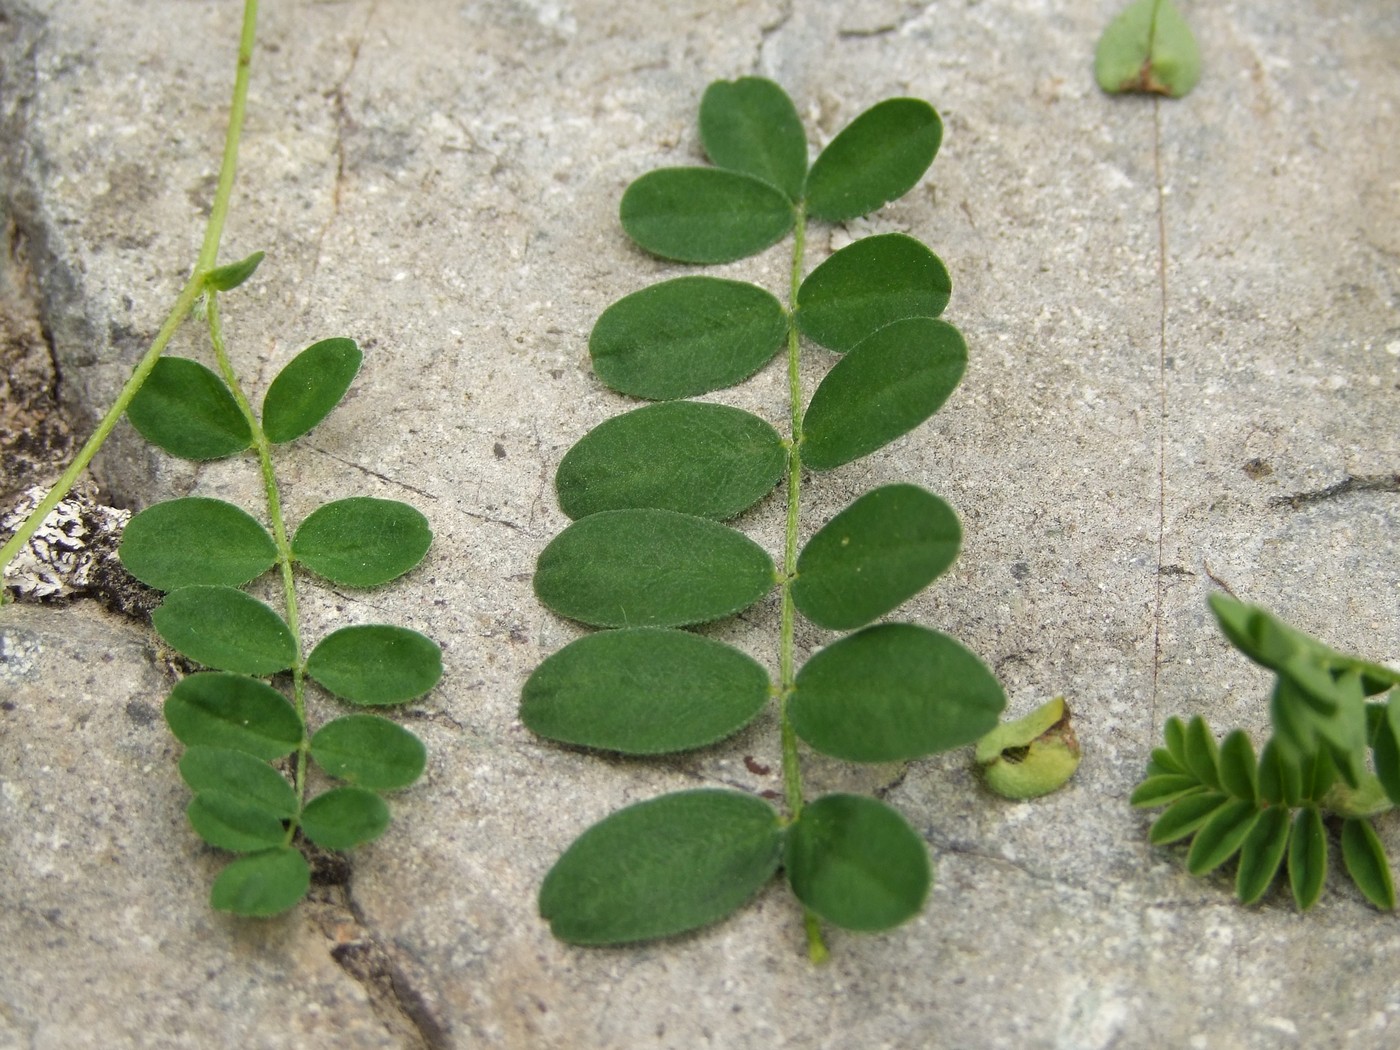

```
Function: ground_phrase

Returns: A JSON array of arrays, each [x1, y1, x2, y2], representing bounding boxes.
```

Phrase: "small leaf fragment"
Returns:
[[292, 497, 432, 587], [164, 672, 303, 760], [310, 715, 427, 791], [179, 746, 298, 818], [120, 497, 277, 591], [784, 794, 930, 932], [204, 250, 265, 292], [589, 277, 786, 400], [1340, 818, 1396, 911], [153, 585, 295, 675], [976, 697, 1082, 800], [1235, 805, 1291, 906], [306, 625, 443, 706], [187, 792, 288, 853], [210, 847, 310, 917], [1288, 806, 1327, 911], [126, 357, 251, 461], [620, 168, 794, 264], [1095, 0, 1201, 99], [299, 787, 390, 851], [700, 77, 807, 200], [539, 790, 782, 945], [261, 337, 362, 444], [804, 98, 941, 222]]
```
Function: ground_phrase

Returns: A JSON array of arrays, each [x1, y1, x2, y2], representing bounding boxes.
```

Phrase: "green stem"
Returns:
[[0, 0, 260, 600]]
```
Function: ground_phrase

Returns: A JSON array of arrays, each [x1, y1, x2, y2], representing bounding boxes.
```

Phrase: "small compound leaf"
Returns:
[[1095, 0, 1201, 99], [791, 623, 1004, 762], [179, 746, 298, 818], [589, 277, 786, 400], [792, 484, 960, 630], [796, 234, 951, 352], [804, 98, 941, 222], [291, 497, 432, 587], [620, 168, 794, 264], [1341, 818, 1396, 911], [801, 318, 966, 471], [521, 628, 770, 755], [210, 847, 310, 917], [1217, 730, 1258, 802], [700, 77, 807, 200], [539, 789, 782, 945], [556, 402, 785, 521], [261, 338, 362, 444], [310, 715, 427, 791], [1185, 799, 1261, 876], [1236, 805, 1291, 906], [533, 509, 776, 629], [119, 497, 277, 591], [1182, 716, 1222, 791], [126, 357, 251, 461], [1288, 806, 1327, 911], [164, 672, 303, 760], [306, 625, 443, 706], [1257, 738, 1302, 808], [187, 792, 288, 853], [784, 794, 930, 932], [1148, 791, 1228, 846], [204, 250, 265, 292], [299, 787, 390, 851], [153, 585, 295, 675], [1129, 774, 1203, 809]]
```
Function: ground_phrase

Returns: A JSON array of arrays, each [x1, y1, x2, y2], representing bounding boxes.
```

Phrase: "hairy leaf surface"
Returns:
[[120, 497, 276, 590], [306, 625, 443, 705], [187, 792, 287, 852], [179, 746, 298, 818], [620, 168, 794, 264], [165, 672, 303, 760], [700, 77, 807, 200], [292, 497, 432, 587], [261, 337, 362, 444], [299, 787, 390, 850], [126, 357, 251, 461], [804, 98, 941, 222], [310, 715, 427, 791], [210, 848, 310, 917], [153, 586, 295, 675]]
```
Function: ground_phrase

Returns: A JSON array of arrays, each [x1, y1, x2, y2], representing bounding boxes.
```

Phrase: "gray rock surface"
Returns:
[[2, 0, 1398, 1047]]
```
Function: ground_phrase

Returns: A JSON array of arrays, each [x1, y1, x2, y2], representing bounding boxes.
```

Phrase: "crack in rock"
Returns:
[[1269, 472, 1400, 509]]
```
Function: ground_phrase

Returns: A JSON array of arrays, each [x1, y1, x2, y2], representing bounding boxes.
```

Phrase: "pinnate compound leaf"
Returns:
[[1148, 791, 1227, 846], [165, 672, 303, 760], [1235, 805, 1291, 906], [126, 357, 251, 461], [700, 77, 807, 200], [1129, 775, 1203, 809], [556, 402, 785, 521], [620, 169, 794, 264], [1095, 0, 1201, 99], [790, 623, 1004, 762], [210, 847, 310, 917], [801, 318, 966, 471], [292, 497, 432, 587], [792, 484, 960, 630], [153, 586, 295, 675], [120, 497, 277, 591], [306, 625, 443, 706], [539, 789, 782, 945], [310, 715, 427, 791], [804, 98, 941, 222], [261, 338, 362, 444], [204, 250, 265, 292], [1288, 806, 1327, 911], [187, 792, 288, 853], [1182, 716, 1222, 791], [299, 787, 390, 850], [784, 794, 930, 932], [589, 277, 786, 400], [1341, 818, 1396, 911], [521, 628, 770, 755], [1185, 799, 1260, 876], [179, 746, 298, 818], [796, 234, 951, 353], [533, 509, 776, 629], [1217, 730, 1258, 802]]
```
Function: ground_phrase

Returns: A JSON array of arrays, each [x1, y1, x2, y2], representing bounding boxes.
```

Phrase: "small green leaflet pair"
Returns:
[[119, 253, 441, 915], [1135, 594, 1400, 910], [524, 78, 1006, 950]]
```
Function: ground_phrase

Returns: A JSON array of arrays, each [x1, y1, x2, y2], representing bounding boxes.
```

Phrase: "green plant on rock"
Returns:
[[522, 78, 1006, 959], [1095, 0, 1201, 98], [1134, 593, 1400, 910]]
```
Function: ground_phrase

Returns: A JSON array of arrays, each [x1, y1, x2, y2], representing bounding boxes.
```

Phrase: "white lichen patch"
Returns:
[[1, 484, 130, 600]]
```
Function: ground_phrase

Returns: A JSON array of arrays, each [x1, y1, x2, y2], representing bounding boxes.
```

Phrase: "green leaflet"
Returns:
[[125, 357, 252, 461], [210, 848, 311, 917], [801, 317, 967, 471], [784, 794, 930, 932], [555, 402, 785, 521], [700, 77, 807, 200], [306, 624, 443, 706], [1341, 818, 1396, 910], [119, 497, 277, 590], [1182, 715, 1222, 791], [186, 792, 287, 853], [796, 233, 951, 353], [1257, 738, 1302, 807], [1095, 0, 1201, 99], [533, 508, 776, 629], [521, 628, 770, 755], [1235, 805, 1290, 906], [791, 484, 960, 630], [804, 98, 941, 223], [153, 585, 296, 675], [620, 168, 794, 264], [310, 715, 427, 791], [1149, 791, 1228, 846], [1129, 774, 1203, 808], [292, 497, 432, 588], [1217, 730, 1258, 803], [1185, 799, 1260, 876], [179, 746, 298, 819], [589, 277, 787, 400], [539, 790, 783, 945], [299, 787, 390, 850], [1373, 703, 1400, 805], [261, 337, 362, 444], [1289, 806, 1327, 910], [204, 250, 265, 292], [790, 624, 1005, 762], [164, 672, 304, 760]]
